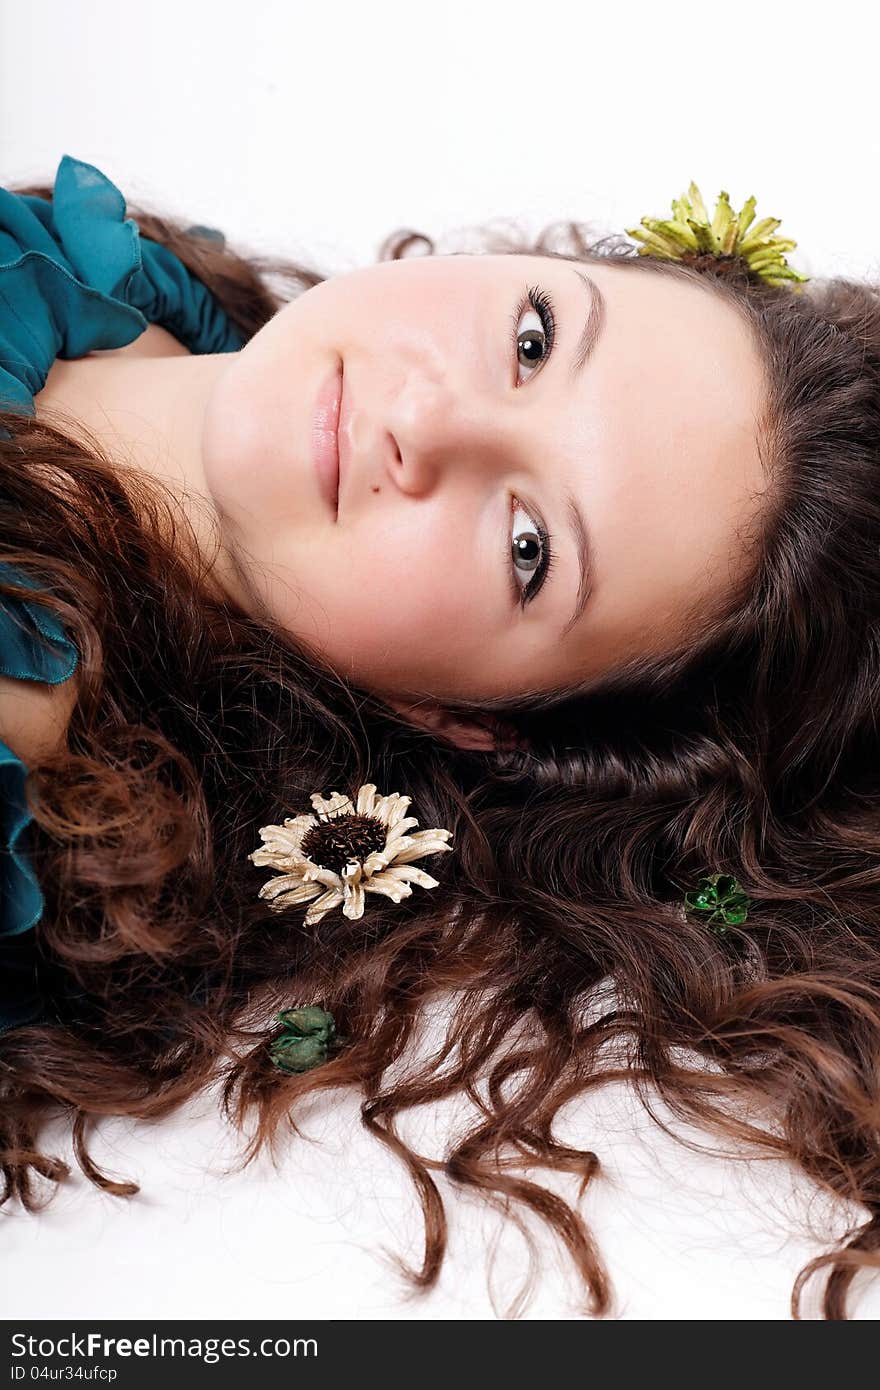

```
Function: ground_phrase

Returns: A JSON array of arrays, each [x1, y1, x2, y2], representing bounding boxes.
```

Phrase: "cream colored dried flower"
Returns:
[[625, 181, 810, 291], [249, 782, 454, 925]]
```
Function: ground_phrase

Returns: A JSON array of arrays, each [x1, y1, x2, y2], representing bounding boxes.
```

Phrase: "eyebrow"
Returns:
[[569, 268, 606, 379], [558, 269, 605, 637]]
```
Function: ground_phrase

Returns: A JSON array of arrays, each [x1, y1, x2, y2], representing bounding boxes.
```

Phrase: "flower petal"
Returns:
[[355, 783, 379, 815], [382, 864, 440, 890], [341, 863, 366, 919], [388, 829, 454, 864], [283, 814, 320, 831], [379, 833, 417, 858], [262, 878, 328, 911], [361, 849, 395, 877], [377, 832, 416, 860], [272, 820, 316, 853], [259, 874, 322, 906], [260, 815, 316, 845], [301, 862, 344, 892], [249, 815, 317, 869], [250, 843, 310, 871], [304, 888, 344, 925], [386, 795, 414, 830], [373, 792, 411, 829], [270, 1035, 330, 1072], [310, 791, 354, 820], [384, 817, 420, 842], [362, 871, 413, 904], [276, 1005, 335, 1041]]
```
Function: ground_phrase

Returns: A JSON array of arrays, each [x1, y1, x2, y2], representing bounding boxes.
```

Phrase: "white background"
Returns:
[[1, 0, 879, 1321]]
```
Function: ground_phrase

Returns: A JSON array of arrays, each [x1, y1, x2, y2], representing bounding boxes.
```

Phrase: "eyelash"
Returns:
[[506, 285, 559, 609]]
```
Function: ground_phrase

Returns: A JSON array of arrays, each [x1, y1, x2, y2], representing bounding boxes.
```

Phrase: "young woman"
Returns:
[[2, 155, 878, 1321]]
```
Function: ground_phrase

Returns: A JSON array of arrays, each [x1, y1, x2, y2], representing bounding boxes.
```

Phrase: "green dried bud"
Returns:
[[269, 1006, 337, 1074]]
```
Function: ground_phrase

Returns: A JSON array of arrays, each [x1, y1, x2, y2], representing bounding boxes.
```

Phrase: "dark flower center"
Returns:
[[683, 251, 748, 278], [301, 813, 389, 875]]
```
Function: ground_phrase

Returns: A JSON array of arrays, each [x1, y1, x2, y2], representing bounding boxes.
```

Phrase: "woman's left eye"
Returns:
[[509, 284, 557, 385]]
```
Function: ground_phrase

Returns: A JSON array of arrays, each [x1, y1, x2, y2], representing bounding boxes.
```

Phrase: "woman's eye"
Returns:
[[510, 285, 557, 385], [509, 496, 556, 608]]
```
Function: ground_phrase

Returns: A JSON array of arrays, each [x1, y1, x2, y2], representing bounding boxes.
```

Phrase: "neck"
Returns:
[[33, 351, 251, 609]]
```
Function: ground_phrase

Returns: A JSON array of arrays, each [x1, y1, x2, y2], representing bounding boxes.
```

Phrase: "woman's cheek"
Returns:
[[203, 345, 315, 532]]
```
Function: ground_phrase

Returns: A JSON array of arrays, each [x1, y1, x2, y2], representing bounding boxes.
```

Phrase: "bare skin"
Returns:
[[25, 254, 770, 753], [0, 326, 185, 765]]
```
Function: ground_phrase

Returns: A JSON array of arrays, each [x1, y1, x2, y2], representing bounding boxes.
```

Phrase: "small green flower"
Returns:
[[625, 182, 810, 292], [269, 1005, 336, 1074], [683, 873, 752, 936]]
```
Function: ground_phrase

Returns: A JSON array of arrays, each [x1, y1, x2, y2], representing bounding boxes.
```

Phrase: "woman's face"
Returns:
[[201, 253, 768, 704]]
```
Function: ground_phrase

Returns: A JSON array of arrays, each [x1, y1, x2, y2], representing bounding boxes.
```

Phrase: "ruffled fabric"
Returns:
[[0, 154, 245, 1035], [0, 152, 246, 420]]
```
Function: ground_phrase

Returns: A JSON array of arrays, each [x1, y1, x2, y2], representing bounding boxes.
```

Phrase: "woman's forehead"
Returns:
[[549, 261, 769, 676]]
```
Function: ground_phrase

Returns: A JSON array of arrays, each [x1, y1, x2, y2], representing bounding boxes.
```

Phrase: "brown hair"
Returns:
[[2, 180, 880, 1320]]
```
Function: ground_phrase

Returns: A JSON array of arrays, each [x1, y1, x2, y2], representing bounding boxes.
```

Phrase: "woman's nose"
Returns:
[[382, 371, 513, 496]]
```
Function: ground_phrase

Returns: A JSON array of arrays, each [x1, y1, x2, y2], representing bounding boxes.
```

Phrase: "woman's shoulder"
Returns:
[[0, 669, 75, 1035], [0, 670, 78, 765], [0, 567, 80, 765], [87, 322, 192, 361]]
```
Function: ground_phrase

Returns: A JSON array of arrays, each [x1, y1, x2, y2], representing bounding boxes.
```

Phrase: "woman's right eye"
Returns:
[[510, 284, 558, 385]]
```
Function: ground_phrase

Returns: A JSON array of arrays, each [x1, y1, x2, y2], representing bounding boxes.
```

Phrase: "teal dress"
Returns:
[[0, 153, 246, 1036]]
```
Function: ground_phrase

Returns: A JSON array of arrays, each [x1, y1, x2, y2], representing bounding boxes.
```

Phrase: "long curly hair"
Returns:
[[2, 178, 880, 1321]]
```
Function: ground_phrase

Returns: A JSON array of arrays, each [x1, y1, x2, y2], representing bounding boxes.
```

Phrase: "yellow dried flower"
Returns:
[[249, 783, 454, 925], [625, 182, 809, 291]]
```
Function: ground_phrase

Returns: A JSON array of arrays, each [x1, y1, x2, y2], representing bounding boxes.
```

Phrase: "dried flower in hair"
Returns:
[[249, 783, 454, 925], [626, 182, 810, 291], [269, 1006, 336, 1074], [683, 872, 752, 936]]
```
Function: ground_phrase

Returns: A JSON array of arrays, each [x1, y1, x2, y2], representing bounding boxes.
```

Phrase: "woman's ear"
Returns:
[[379, 695, 529, 753]]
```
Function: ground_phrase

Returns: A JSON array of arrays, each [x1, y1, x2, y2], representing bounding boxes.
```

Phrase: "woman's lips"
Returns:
[[312, 361, 342, 517]]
